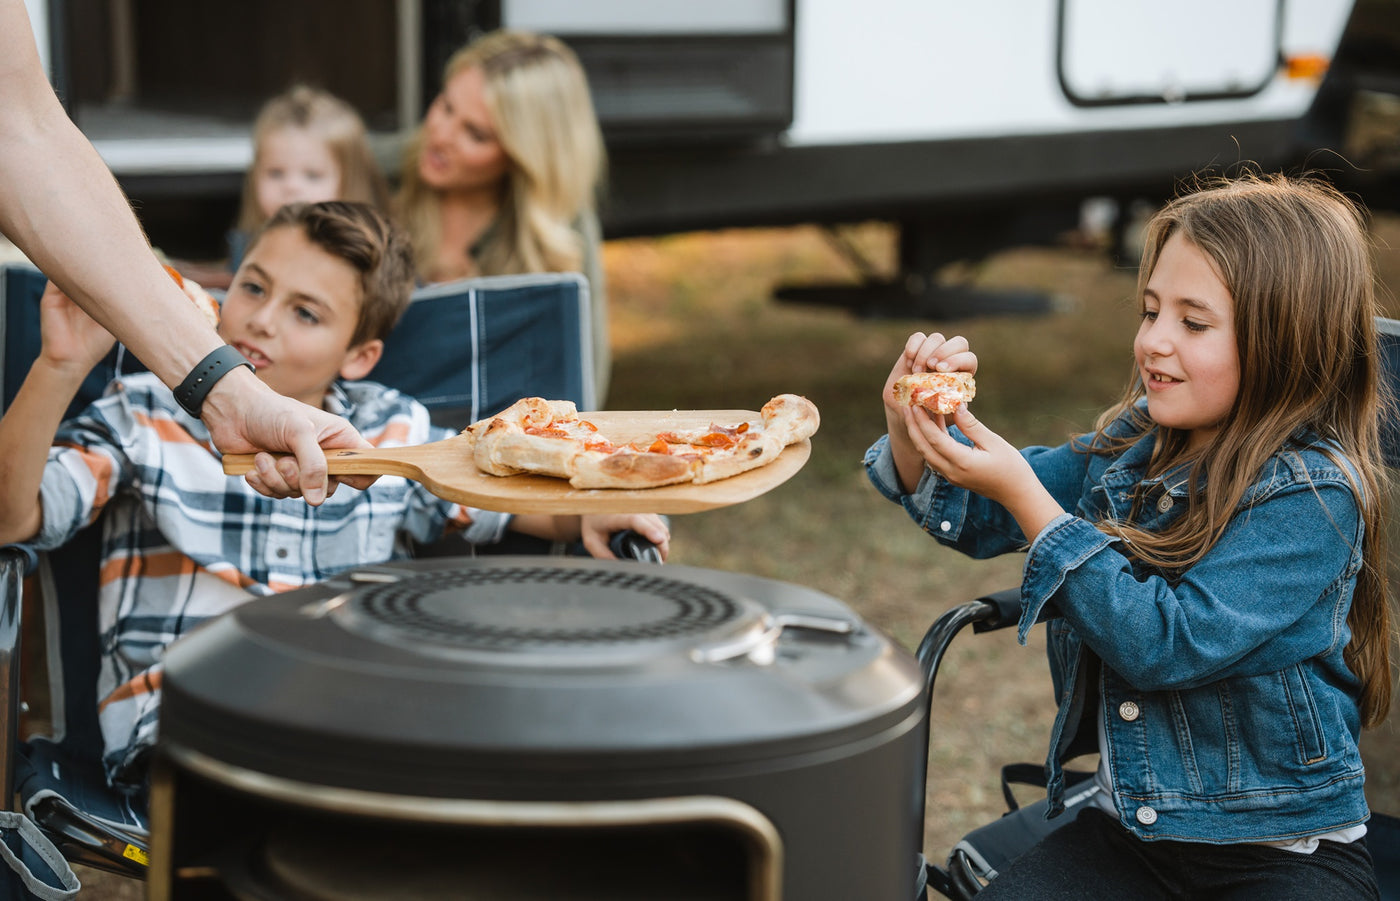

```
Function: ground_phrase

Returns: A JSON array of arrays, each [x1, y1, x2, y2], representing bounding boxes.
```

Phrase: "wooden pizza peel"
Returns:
[[221, 409, 812, 514]]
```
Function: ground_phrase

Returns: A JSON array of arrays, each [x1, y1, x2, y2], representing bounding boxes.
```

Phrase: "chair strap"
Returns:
[[999, 763, 1046, 812], [0, 811, 79, 900], [999, 763, 1095, 813]]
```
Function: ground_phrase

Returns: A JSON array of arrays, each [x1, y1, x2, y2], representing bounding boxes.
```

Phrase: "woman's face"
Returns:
[[418, 65, 510, 194]]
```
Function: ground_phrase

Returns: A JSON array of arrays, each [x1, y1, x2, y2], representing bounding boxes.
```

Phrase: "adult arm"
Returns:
[[0, 0, 365, 504]]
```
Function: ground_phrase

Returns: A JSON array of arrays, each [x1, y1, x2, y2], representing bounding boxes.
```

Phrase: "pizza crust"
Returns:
[[761, 394, 821, 446]]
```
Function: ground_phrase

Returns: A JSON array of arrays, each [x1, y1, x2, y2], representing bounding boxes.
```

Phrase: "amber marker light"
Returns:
[[1284, 54, 1330, 82]]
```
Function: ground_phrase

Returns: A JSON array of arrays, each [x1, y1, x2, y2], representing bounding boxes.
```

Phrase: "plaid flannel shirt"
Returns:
[[33, 373, 510, 785]]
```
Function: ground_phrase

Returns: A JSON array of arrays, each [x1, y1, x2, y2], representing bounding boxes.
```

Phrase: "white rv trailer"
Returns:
[[25, 0, 1400, 313]]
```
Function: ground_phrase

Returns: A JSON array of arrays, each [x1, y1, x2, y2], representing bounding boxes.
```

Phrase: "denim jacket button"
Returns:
[[939, 520, 951, 533], [1136, 806, 1158, 826], [1118, 701, 1141, 721], [1156, 494, 1174, 513]]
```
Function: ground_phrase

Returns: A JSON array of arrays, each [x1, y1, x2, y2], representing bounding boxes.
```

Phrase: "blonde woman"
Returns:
[[396, 30, 610, 403]]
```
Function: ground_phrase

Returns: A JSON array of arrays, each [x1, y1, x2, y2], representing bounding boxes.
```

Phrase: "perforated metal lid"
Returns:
[[331, 565, 770, 666], [159, 558, 924, 795]]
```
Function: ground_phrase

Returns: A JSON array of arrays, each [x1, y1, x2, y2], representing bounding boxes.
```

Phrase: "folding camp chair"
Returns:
[[0, 265, 640, 897], [375, 271, 597, 429], [916, 317, 1400, 899], [4, 266, 598, 425]]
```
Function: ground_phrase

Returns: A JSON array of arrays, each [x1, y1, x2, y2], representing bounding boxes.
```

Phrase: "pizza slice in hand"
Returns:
[[894, 371, 976, 415]]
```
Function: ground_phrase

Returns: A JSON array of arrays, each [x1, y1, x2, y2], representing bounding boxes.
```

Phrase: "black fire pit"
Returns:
[[147, 557, 927, 900]]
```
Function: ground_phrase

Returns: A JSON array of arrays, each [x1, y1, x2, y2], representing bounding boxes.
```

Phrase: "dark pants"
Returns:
[[976, 808, 1380, 900]]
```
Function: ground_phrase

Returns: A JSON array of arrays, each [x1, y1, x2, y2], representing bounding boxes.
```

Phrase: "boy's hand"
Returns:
[[579, 513, 671, 561], [38, 281, 116, 373]]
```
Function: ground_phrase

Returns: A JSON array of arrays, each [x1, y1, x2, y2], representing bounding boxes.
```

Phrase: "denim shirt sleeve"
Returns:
[[863, 431, 1099, 562], [1025, 478, 1361, 690], [864, 433, 1016, 559], [1019, 513, 1114, 643]]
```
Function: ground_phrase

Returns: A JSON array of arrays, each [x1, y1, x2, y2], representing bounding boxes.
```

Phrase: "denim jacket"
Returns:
[[864, 414, 1370, 844]]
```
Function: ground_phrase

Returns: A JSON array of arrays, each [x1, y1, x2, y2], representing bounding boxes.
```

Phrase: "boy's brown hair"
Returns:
[[253, 201, 416, 347]]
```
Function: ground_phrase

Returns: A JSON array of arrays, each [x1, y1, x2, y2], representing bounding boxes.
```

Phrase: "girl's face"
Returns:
[[218, 225, 379, 408], [254, 127, 343, 220], [418, 65, 510, 194], [1135, 231, 1241, 453]]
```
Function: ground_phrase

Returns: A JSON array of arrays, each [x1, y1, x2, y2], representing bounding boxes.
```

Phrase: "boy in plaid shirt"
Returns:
[[0, 201, 669, 787]]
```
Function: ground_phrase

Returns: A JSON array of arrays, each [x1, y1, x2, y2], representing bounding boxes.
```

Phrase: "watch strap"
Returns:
[[174, 345, 255, 419]]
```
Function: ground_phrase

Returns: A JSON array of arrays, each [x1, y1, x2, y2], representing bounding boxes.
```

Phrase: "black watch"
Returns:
[[173, 345, 255, 419]]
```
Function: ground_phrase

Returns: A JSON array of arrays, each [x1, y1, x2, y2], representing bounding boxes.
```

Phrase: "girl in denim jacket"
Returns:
[[865, 174, 1394, 898]]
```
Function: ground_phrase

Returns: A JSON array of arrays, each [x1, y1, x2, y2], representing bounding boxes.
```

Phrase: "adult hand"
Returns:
[[201, 367, 376, 505]]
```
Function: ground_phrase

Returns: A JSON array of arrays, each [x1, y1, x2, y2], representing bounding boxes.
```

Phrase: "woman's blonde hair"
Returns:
[[237, 85, 391, 234], [1087, 172, 1395, 726], [395, 30, 605, 280]]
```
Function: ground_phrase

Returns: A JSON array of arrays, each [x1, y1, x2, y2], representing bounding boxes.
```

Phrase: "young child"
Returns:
[[866, 175, 1393, 897], [0, 201, 669, 790], [226, 86, 391, 275]]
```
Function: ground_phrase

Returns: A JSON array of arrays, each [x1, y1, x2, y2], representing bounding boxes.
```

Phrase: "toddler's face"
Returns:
[[255, 127, 343, 220], [218, 225, 378, 408], [417, 65, 510, 193], [1135, 231, 1240, 452]]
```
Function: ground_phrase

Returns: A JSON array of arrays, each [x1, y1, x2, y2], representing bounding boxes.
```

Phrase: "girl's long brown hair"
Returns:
[[1085, 173, 1395, 726]]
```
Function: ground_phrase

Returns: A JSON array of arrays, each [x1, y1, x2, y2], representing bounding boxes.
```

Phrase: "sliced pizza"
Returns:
[[466, 394, 819, 490]]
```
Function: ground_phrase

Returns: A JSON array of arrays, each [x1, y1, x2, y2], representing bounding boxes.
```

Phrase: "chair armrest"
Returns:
[[970, 586, 1022, 634], [0, 544, 37, 810]]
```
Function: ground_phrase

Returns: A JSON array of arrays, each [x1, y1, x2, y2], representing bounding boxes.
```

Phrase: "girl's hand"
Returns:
[[883, 331, 978, 491], [882, 331, 977, 430], [906, 404, 1064, 541], [579, 513, 671, 560], [904, 404, 1028, 502], [37, 281, 116, 373]]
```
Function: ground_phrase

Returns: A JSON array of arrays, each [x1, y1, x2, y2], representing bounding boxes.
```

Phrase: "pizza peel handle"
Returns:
[[220, 434, 479, 491]]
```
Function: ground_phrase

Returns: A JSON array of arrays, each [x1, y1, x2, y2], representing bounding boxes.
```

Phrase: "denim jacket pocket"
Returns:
[[1277, 664, 1328, 764], [1162, 669, 1332, 798]]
